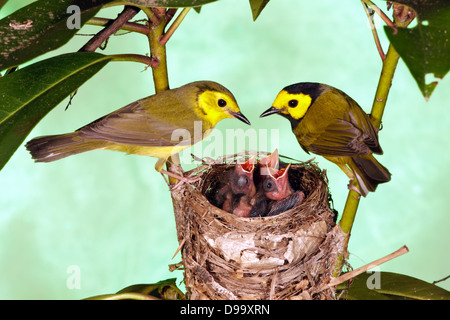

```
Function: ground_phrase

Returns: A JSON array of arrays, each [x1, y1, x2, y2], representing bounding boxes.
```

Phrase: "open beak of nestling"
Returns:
[[260, 148, 279, 168], [263, 164, 293, 201], [238, 155, 257, 173], [231, 156, 256, 195], [228, 111, 251, 125], [260, 106, 282, 118]]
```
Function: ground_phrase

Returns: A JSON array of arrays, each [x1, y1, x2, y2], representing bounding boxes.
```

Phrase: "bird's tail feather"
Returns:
[[351, 154, 391, 196], [26, 132, 105, 162]]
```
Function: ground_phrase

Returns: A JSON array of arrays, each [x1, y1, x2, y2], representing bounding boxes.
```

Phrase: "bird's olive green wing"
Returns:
[[77, 97, 204, 147], [298, 116, 381, 157], [345, 96, 382, 154], [298, 92, 382, 157]]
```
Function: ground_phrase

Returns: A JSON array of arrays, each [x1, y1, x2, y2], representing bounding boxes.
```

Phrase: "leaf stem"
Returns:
[[86, 292, 161, 300], [109, 53, 158, 68]]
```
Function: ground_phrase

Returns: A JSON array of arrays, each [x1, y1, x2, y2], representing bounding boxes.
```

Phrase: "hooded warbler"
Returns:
[[26, 81, 250, 172], [260, 82, 391, 196]]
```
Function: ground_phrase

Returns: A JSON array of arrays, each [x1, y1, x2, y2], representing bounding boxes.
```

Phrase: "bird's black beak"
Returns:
[[230, 111, 251, 125], [260, 106, 281, 118]]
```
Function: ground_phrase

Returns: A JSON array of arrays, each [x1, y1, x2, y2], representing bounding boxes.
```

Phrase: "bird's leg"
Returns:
[[335, 163, 354, 180], [156, 157, 201, 188], [332, 161, 362, 197]]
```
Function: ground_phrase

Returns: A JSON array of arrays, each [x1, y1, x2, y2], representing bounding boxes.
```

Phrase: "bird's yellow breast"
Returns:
[[102, 143, 189, 159]]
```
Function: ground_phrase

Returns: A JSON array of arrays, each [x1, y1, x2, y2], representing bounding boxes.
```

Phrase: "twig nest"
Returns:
[[170, 153, 346, 300]]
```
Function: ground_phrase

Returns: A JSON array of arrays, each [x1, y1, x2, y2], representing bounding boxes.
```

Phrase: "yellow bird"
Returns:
[[26, 81, 250, 176], [260, 82, 391, 196]]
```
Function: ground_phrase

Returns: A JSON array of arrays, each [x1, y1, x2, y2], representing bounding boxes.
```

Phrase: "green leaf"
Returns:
[[86, 278, 185, 300], [249, 0, 270, 21], [338, 271, 450, 300], [0, 0, 114, 71], [0, 0, 8, 12], [117, 278, 185, 300], [0, 52, 111, 171], [116, 0, 218, 8], [383, 0, 450, 99]]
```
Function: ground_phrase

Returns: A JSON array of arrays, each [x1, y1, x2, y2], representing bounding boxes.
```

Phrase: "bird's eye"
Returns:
[[263, 178, 274, 192], [288, 99, 298, 108], [218, 99, 227, 107]]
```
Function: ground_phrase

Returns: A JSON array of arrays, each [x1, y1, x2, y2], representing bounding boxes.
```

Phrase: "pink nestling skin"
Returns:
[[221, 157, 257, 217], [263, 164, 305, 216], [230, 157, 256, 196], [247, 149, 280, 217], [263, 164, 293, 200]]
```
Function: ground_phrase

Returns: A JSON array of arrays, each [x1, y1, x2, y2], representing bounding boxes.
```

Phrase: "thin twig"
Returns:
[[433, 275, 450, 285], [269, 268, 279, 300], [329, 245, 409, 287], [361, 0, 386, 60], [165, 8, 178, 24], [361, 0, 397, 31], [172, 238, 186, 260], [159, 8, 191, 46], [79, 6, 141, 52], [141, 7, 160, 25], [86, 17, 149, 35]]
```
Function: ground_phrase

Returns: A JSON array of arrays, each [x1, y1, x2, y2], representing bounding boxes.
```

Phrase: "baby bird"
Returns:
[[248, 150, 280, 217], [219, 156, 257, 217], [249, 149, 305, 217], [262, 164, 305, 216]]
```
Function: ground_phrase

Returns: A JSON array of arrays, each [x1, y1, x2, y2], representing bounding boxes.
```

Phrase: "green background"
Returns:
[[1, 0, 449, 299]]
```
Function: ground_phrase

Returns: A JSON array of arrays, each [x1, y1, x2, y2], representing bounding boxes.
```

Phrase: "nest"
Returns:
[[170, 153, 347, 300]]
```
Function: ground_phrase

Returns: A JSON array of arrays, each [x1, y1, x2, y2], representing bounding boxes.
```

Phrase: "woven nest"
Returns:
[[170, 152, 347, 300]]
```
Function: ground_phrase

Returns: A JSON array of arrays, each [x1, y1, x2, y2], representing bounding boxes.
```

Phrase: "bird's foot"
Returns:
[[160, 169, 201, 190], [347, 181, 362, 199]]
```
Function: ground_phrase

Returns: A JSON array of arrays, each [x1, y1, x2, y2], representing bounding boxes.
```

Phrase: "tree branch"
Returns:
[[333, 4, 415, 277], [144, 8, 182, 184], [146, 8, 169, 92], [79, 6, 141, 52]]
